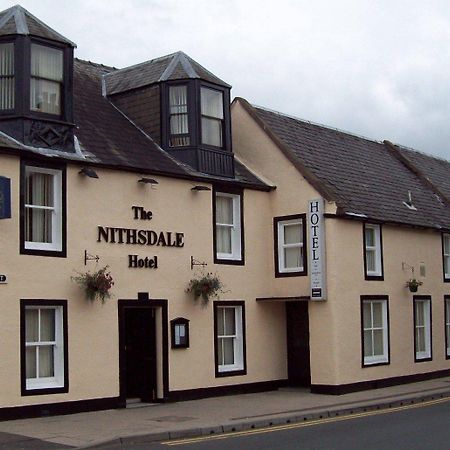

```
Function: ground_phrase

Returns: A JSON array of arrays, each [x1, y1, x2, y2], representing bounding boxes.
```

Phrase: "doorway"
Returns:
[[286, 301, 311, 386]]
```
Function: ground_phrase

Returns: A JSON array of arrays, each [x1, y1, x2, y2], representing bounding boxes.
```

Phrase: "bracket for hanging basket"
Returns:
[[190, 256, 207, 270], [84, 250, 100, 266]]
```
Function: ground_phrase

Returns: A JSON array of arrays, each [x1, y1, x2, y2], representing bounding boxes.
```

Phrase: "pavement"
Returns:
[[0, 377, 449, 449]]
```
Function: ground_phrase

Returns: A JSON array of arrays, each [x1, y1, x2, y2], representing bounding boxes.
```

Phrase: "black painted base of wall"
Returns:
[[311, 369, 450, 395], [0, 397, 119, 422], [167, 379, 289, 402]]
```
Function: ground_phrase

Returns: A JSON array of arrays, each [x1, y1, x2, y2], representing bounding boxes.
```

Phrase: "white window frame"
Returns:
[[364, 224, 383, 278], [216, 305, 244, 374], [443, 234, 450, 281], [24, 305, 65, 391], [24, 166, 63, 252], [414, 298, 432, 361], [362, 298, 389, 365], [215, 192, 242, 261], [277, 218, 304, 273], [445, 297, 450, 358]]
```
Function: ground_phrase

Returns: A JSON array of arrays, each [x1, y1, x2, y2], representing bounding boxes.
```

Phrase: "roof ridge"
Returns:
[[384, 140, 450, 207], [0, 4, 76, 46], [251, 102, 384, 147], [394, 143, 450, 165], [75, 58, 118, 71], [103, 51, 180, 78]]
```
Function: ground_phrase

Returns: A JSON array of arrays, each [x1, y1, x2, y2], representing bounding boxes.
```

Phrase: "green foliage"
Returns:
[[72, 266, 114, 303], [186, 272, 224, 305], [405, 278, 423, 292]]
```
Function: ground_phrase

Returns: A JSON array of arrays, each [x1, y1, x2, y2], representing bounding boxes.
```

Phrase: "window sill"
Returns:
[[365, 273, 384, 281], [215, 368, 247, 378], [214, 255, 244, 266], [21, 245, 66, 258], [363, 359, 389, 367], [415, 355, 432, 363], [275, 269, 307, 278]]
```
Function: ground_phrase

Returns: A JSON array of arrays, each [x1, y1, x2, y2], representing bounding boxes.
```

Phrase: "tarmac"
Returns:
[[0, 377, 449, 449]]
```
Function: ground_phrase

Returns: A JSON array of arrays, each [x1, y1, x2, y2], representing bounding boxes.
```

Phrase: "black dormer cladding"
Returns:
[[105, 52, 235, 178], [0, 5, 76, 153]]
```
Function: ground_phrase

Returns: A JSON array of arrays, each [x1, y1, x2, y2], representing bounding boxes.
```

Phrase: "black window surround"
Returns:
[[360, 295, 390, 368], [445, 296, 450, 360], [19, 158, 67, 258], [413, 295, 433, 363], [273, 213, 307, 278], [213, 300, 247, 378], [442, 233, 450, 283], [160, 80, 234, 178], [363, 222, 384, 281], [212, 185, 245, 266], [0, 35, 73, 123], [20, 299, 69, 396]]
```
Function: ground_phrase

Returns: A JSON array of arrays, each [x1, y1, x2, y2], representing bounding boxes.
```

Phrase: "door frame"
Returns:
[[118, 299, 168, 406], [286, 300, 311, 387]]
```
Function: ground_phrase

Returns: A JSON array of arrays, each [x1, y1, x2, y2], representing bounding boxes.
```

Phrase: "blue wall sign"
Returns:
[[0, 176, 11, 219]]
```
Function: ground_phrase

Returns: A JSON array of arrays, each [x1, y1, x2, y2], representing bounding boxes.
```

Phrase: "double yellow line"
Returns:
[[163, 396, 449, 446]]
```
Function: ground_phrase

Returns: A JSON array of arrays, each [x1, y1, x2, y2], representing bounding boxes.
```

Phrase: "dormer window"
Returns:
[[201, 87, 224, 148], [169, 85, 190, 147], [30, 44, 63, 115], [0, 43, 14, 110]]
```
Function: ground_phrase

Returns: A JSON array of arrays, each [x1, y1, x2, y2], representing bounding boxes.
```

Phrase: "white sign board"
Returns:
[[308, 199, 326, 300]]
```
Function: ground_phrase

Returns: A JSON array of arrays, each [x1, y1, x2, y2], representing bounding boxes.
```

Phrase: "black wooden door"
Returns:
[[124, 308, 157, 401], [286, 301, 311, 386]]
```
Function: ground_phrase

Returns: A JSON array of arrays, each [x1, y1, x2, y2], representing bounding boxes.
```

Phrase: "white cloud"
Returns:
[[2, 0, 449, 158]]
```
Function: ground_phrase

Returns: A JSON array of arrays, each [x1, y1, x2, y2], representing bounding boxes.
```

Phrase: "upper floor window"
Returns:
[[274, 214, 307, 277], [201, 87, 224, 147], [214, 190, 243, 264], [0, 42, 14, 110], [21, 162, 66, 257], [30, 44, 63, 115], [169, 85, 190, 147], [443, 233, 450, 282], [364, 223, 383, 280]]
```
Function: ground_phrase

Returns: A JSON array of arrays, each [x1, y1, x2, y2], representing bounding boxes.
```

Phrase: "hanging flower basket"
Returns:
[[186, 272, 224, 305], [72, 266, 114, 303], [405, 278, 422, 293]]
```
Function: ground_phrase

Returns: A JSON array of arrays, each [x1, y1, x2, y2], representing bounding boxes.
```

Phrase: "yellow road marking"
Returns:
[[163, 396, 449, 446]]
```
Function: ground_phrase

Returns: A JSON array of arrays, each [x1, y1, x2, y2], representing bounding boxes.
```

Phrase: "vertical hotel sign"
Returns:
[[308, 198, 326, 300]]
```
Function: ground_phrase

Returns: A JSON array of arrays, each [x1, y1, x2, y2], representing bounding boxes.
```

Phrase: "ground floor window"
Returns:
[[414, 297, 432, 361], [20, 300, 68, 395], [214, 301, 246, 377], [361, 296, 389, 366], [446, 297, 450, 359]]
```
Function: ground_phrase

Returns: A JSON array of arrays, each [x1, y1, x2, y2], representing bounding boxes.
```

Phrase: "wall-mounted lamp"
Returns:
[[79, 167, 99, 178], [191, 185, 211, 191], [138, 177, 159, 185]]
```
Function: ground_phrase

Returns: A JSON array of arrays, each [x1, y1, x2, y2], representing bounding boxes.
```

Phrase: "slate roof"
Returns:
[[397, 146, 450, 204], [0, 57, 266, 189], [236, 98, 450, 230], [104, 51, 230, 96], [0, 5, 75, 46]]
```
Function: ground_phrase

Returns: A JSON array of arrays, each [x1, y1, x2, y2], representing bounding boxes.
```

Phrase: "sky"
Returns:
[[2, 0, 449, 159]]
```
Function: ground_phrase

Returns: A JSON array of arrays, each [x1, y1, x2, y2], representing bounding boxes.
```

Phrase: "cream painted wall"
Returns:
[[232, 102, 339, 385], [231, 101, 450, 387], [0, 154, 288, 407], [327, 219, 450, 384]]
